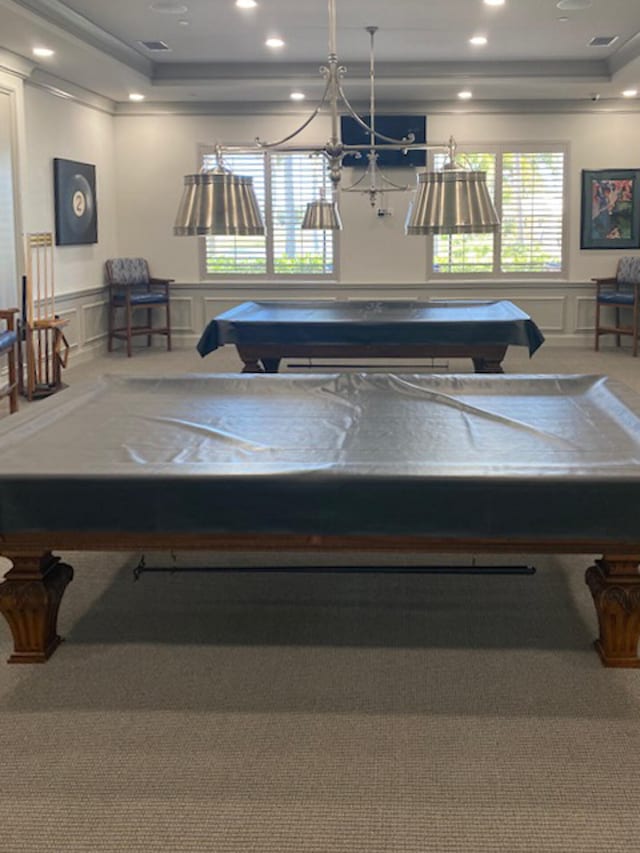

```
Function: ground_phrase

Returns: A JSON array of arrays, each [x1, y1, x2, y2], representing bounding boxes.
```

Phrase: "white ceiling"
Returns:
[[1, 0, 640, 110]]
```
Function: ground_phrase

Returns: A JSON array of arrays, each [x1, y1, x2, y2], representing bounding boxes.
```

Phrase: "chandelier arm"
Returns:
[[337, 83, 416, 146], [343, 170, 410, 193], [253, 77, 332, 150], [341, 170, 370, 191], [378, 173, 411, 190]]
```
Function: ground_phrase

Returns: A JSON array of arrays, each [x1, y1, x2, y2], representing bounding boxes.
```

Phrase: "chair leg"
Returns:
[[7, 344, 17, 413], [615, 307, 621, 348], [633, 306, 638, 357], [595, 300, 601, 351], [147, 308, 152, 348], [126, 300, 133, 358], [108, 300, 114, 352], [166, 300, 172, 352]]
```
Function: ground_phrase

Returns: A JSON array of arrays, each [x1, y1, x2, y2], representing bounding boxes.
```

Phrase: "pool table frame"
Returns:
[[0, 530, 639, 668], [236, 342, 509, 374]]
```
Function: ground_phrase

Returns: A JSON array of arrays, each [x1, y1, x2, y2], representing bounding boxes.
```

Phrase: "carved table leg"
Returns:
[[472, 357, 504, 374], [0, 551, 74, 663], [585, 556, 640, 668], [260, 357, 281, 373], [237, 348, 264, 373]]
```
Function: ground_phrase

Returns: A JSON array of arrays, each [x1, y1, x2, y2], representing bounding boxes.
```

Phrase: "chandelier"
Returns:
[[173, 0, 500, 238]]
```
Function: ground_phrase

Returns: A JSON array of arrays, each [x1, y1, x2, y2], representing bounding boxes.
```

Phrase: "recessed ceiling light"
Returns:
[[149, 2, 189, 13], [265, 37, 285, 49], [469, 35, 487, 46], [484, 0, 505, 6], [129, 93, 145, 101], [458, 90, 473, 100], [290, 91, 305, 101], [622, 89, 638, 98], [236, 0, 257, 8], [33, 47, 54, 58], [557, 16, 569, 22], [178, 19, 190, 26]]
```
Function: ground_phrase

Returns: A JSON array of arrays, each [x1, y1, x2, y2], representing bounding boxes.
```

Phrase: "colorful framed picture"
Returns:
[[53, 158, 98, 245], [581, 168, 640, 249]]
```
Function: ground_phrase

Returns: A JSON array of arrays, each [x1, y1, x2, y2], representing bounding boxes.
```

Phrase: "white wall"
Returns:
[[23, 85, 118, 295], [0, 90, 18, 307], [0, 66, 26, 309], [113, 109, 640, 286]]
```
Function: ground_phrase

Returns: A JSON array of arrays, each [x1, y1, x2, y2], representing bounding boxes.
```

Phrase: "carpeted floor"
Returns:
[[1, 340, 639, 851]]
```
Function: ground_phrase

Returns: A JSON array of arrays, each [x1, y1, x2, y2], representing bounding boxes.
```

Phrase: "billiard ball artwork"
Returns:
[[53, 158, 98, 245]]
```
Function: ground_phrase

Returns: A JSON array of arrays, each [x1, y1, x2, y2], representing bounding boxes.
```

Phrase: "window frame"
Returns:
[[427, 141, 569, 281], [198, 144, 339, 282]]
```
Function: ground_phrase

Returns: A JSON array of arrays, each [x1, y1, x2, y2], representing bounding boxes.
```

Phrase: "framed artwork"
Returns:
[[53, 158, 98, 245], [581, 168, 640, 249]]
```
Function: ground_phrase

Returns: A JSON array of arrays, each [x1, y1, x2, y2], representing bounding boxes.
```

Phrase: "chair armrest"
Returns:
[[591, 277, 617, 285], [0, 308, 19, 330], [149, 277, 174, 285]]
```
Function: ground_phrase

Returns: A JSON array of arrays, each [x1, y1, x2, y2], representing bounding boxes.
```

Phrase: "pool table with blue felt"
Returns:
[[197, 299, 545, 373], [0, 372, 638, 667]]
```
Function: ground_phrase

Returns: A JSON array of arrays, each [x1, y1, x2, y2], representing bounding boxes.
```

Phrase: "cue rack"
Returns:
[[21, 232, 69, 400]]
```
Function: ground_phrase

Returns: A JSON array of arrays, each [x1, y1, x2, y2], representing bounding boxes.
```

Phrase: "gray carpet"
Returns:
[[1, 342, 640, 851]]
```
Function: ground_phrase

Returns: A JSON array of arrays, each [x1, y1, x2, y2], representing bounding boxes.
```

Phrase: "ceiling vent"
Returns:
[[588, 36, 619, 47], [138, 40, 171, 51]]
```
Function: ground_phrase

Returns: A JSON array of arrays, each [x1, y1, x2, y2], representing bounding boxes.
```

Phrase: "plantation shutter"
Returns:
[[204, 152, 267, 275], [203, 150, 335, 277], [432, 152, 496, 274], [500, 152, 564, 273], [431, 147, 565, 277], [270, 152, 334, 275]]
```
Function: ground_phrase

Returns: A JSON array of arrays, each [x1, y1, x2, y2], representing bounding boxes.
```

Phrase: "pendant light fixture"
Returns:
[[173, 0, 499, 238]]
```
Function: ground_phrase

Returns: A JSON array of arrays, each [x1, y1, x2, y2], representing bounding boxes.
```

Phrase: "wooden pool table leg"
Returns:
[[585, 555, 640, 668], [237, 347, 281, 373], [471, 356, 504, 373], [260, 357, 281, 373], [0, 551, 73, 663]]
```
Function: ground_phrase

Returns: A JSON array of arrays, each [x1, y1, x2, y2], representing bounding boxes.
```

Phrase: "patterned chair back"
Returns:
[[616, 256, 640, 286], [106, 258, 150, 285]]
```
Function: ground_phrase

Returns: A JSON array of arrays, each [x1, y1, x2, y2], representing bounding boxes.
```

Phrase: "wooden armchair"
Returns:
[[0, 308, 19, 414], [105, 258, 173, 357], [593, 256, 640, 357]]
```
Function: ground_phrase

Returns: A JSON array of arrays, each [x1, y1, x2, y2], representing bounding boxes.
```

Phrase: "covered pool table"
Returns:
[[197, 299, 545, 373], [0, 372, 638, 667]]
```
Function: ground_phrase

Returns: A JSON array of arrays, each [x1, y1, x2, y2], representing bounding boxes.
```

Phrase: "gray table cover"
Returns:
[[197, 299, 545, 357], [0, 373, 638, 542]]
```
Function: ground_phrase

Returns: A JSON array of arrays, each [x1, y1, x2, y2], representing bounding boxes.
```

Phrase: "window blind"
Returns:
[[432, 147, 565, 277], [501, 152, 564, 273], [203, 150, 335, 277]]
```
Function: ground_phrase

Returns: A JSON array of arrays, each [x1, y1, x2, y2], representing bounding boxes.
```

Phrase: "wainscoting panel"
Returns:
[[82, 299, 109, 347]]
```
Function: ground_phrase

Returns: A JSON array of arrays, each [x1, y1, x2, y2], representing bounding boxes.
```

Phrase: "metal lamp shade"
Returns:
[[174, 171, 265, 236], [405, 169, 500, 235], [301, 199, 343, 230]]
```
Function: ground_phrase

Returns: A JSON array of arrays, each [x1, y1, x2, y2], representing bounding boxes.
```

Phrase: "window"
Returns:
[[432, 145, 566, 277], [201, 149, 336, 279]]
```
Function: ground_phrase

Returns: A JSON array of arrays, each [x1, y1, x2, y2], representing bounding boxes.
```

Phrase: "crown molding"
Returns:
[[114, 97, 640, 117]]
